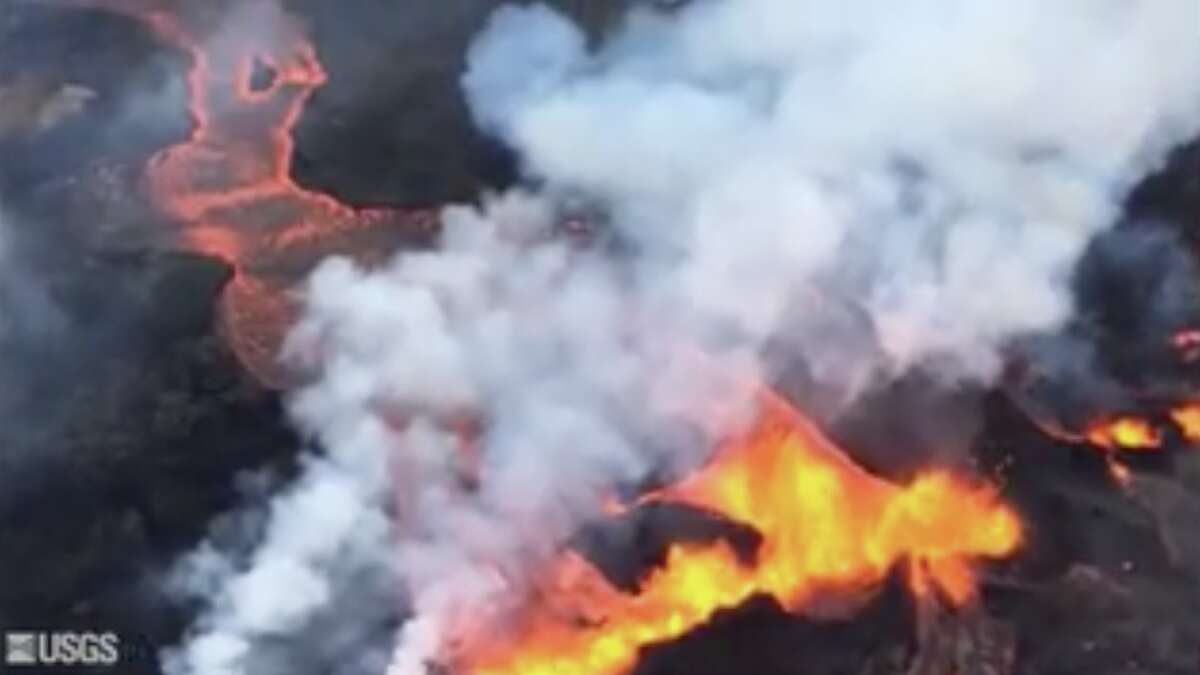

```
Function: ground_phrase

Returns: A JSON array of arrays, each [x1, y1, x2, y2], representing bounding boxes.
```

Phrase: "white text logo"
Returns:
[[3, 631, 120, 667]]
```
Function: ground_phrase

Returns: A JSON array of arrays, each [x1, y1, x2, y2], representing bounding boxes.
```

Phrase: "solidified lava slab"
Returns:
[[629, 586, 916, 675]]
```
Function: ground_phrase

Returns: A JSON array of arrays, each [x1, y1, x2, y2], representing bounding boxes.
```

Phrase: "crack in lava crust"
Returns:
[[58, 0, 439, 384]]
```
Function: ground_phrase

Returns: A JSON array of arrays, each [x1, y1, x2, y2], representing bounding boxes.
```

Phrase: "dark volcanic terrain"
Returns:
[[1, 3, 1199, 675]]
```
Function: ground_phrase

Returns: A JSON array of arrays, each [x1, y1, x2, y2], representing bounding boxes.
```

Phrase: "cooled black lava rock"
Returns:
[[285, 0, 634, 207], [573, 501, 762, 593], [631, 575, 916, 675], [1126, 140, 1200, 237], [0, 3, 189, 199], [977, 394, 1200, 675], [0, 250, 299, 674]]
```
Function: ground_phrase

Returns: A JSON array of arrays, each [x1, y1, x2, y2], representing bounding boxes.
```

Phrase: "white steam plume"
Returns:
[[463, 0, 1200, 397], [164, 190, 753, 675], [165, 2, 1200, 674]]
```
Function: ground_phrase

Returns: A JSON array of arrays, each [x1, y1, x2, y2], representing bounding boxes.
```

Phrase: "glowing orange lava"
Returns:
[[59, 0, 438, 383], [1169, 403, 1200, 443], [453, 389, 1022, 675], [1081, 402, 1200, 455], [1086, 416, 1163, 452]]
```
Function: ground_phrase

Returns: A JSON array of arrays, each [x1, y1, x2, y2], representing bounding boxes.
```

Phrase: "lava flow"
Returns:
[[62, 0, 438, 383], [1086, 415, 1164, 451], [1084, 403, 1200, 453], [452, 388, 1022, 675], [1054, 328, 1200, 458], [1072, 403, 1200, 486]]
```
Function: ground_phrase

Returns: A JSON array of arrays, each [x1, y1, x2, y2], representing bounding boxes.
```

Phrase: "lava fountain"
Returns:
[[449, 388, 1022, 675]]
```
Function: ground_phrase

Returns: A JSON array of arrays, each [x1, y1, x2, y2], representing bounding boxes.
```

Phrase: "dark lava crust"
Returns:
[[285, 0, 633, 207]]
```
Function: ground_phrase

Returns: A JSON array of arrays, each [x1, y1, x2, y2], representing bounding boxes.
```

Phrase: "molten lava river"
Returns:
[[60, 0, 437, 383], [62, 3, 1029, 674]]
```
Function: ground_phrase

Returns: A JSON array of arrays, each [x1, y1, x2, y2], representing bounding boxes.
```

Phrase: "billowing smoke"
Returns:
[[164, 189, 751, 675], [160, 446, 399, 675], [164, 1, 1200, 674], [463, 0, 1200, 398]]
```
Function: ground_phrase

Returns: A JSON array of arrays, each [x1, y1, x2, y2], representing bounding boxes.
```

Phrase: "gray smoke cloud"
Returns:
[[163, 1, 1200, 674], [0, 208, 71, 434], [0, 212, 65, 343]]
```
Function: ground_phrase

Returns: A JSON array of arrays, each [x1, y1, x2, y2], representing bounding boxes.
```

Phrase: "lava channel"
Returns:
[[60, 0, 440, 384]]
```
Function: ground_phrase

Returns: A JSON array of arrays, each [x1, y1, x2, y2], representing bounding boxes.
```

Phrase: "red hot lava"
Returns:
[[450, 388, 1021, 675], [59, 0, 438, 383]]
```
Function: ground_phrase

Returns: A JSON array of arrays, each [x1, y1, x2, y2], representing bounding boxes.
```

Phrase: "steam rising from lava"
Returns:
[[159, 1, 1200, 675], [463, 1, 1200, 402]]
